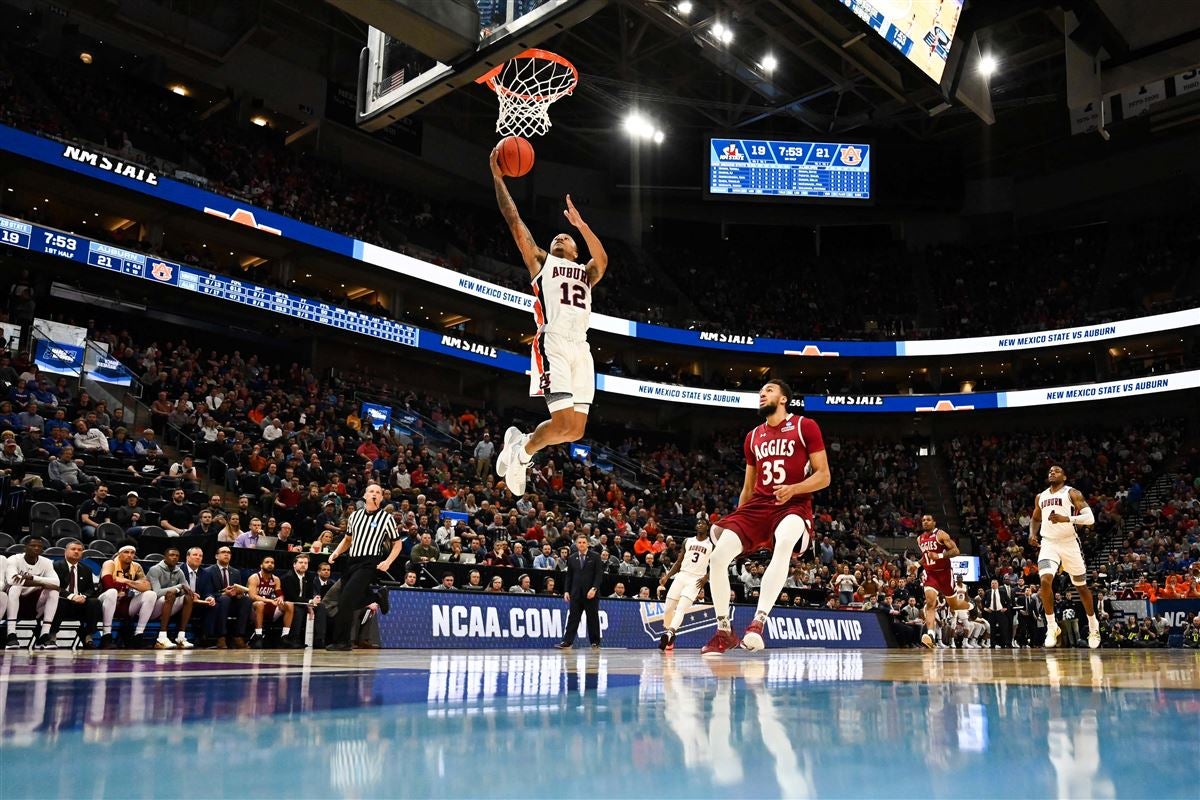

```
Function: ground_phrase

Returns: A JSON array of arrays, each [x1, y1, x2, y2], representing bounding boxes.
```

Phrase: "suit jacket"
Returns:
[[54, 560, 100, 599], [281, 571, 316, 603], [179, 564, 204, 595], [312, 577, 335, 598], [565, 549, 604, 597], [198, 563, 243, 600], [985, 586, 1011, 612]]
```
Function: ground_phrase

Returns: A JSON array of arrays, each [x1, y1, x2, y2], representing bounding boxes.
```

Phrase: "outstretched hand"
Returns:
[[563, 194, 584, 228], [489, 145, 504, 179]]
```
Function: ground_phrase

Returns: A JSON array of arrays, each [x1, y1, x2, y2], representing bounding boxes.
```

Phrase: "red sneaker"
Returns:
[[740, 619, 766, 651], [701, 629, 741, 655]]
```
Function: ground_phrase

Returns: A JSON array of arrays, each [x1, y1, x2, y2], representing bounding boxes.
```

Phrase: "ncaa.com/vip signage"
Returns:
[[377, 590, 893, 649], [33, 339, 84, 376]]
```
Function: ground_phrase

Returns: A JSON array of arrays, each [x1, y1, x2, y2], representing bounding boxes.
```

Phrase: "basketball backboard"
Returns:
[[356, 0, 605, 131]]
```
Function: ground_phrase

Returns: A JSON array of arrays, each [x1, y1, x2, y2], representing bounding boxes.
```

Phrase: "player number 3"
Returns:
[[559, 283, 586, 308], [760, 458, 786, 485]]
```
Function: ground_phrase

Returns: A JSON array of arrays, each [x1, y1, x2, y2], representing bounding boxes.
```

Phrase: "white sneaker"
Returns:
[[1087, 630, 1101, 650], [175, 636, 194, 649], [495, 426, 523, 478], [1044, 623, 1060, 649], [1012, 642, 1020, 649], [503, 438, 530, 496], [154, 636, 176, 650]]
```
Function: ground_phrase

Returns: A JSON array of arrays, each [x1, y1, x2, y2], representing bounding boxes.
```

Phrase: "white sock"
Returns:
[[281, 627, 290, 636], [517, 434, 533, 464], [41, 622, 52, 636], [755, 516, 807, 619], [255, 628, 264, 636], [157, 632, 170, 640], [102, 625, 111, 635], [708, 530, 743, 627], [1087, 615, 1098, 630]]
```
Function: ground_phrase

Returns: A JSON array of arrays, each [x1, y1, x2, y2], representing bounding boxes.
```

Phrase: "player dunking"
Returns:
[[700, 380, 830, 654], [658, 520, 714, 651], [489, 146, 608, 497], [1029, 465, 1100, 649], [916, 513, 971, 649]]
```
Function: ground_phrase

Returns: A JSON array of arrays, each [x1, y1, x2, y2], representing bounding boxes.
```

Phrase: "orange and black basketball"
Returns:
[[497, 135, 535, 177]]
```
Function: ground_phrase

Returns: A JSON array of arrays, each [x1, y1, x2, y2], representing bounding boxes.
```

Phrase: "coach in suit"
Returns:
[[984, 579, 1013, 648], [281, 553, 324, 647], [557, 534, 604, 649], [50, 541, 105, 646], [197, 545, 250, 648]]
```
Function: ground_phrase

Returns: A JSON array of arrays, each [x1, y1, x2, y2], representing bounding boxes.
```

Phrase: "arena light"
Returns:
[[79, 52, 93, 64], [710, 21, 733, 45], [653, 129, 665, 144], [761, 53, 778, 73], [170, 84, 190, 96], [250, 115, 270, 127], [979, 53, 998, 77], [676, 1, 693, 16]]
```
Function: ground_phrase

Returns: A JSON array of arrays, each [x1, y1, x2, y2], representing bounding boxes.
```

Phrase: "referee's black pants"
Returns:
[[562, 592, 600, 646], [331, 557, 382, 645]]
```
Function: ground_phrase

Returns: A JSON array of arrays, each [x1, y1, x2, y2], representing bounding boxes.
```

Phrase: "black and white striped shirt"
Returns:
[[344, 507, 400, 559]]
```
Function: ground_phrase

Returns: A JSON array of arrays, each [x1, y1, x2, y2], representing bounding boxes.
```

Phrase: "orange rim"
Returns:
[[475, 48, 579, 102]]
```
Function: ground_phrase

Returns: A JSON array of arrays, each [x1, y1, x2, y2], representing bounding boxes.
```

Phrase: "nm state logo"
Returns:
[[839, 146, 863, 166], [915, 400, 975, 412], [719, 142, 745, 160], [150, 261, 174, 282], [203, 207, 283, 236]]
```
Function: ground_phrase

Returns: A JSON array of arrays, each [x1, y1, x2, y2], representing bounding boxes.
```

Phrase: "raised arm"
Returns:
[[563, 194, 608, 286], [490, 146, 546, 276]]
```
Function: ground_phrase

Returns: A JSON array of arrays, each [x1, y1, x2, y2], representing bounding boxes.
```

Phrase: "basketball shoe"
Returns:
[[658, 630, 676, 651], [1087, 629, 1101, 649], [921, 633, 935, 649], [739, 619, 766, 651], [495, 426, 523, 478], [701, 629, 741, 655], [1044, 620, 1061, 648]]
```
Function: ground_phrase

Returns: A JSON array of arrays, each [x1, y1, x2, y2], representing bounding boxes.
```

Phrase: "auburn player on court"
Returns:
[[658, 520, 714, 651], [489, 145, 608, 497], [1029, 465, 1100, 649], [916, 513, 971, 649], [701, 380, 830, 655]]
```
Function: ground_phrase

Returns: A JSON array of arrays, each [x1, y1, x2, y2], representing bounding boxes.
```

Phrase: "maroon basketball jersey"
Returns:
[[256, 572, 278, 600], [918, 530, 952, 577], [743, 415, 825, 515]]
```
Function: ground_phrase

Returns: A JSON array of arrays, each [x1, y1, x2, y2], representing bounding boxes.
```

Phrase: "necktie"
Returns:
[[222, 567, 229, 588], [994, 589, 1000, 609], [70, 565, 77, 594]]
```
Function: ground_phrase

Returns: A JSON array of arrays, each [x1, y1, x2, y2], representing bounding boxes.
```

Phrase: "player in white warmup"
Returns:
[[1029, 465, 1101, 649], [658, 522, 714, 651], [489, 145, 608, 497]]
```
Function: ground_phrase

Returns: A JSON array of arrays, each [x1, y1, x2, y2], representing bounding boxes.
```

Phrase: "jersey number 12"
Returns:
[[559, 283, 586, 308]]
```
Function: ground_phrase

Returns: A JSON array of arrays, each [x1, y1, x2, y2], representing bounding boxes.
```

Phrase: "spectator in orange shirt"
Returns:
[[632, 529, 654, 559]]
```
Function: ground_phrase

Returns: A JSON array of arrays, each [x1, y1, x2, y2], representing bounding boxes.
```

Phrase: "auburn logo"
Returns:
[[150, 261, 174, 282], [839, 146, 863, 166]]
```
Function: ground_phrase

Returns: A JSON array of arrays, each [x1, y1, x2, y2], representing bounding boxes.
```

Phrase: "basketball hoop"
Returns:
[[476, 49, 578, 138]]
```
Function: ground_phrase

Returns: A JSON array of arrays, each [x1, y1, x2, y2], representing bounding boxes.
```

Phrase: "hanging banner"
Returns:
[[33, 339, 84, 376], [32, 318, 87, 348], [83, 347, 133, 386]]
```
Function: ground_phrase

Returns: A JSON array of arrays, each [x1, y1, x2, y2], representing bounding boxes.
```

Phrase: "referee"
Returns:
[[325, 484, 402, 651]]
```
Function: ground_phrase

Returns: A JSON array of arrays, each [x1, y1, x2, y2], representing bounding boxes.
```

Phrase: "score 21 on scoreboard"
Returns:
[[708, 138, 871, 200]]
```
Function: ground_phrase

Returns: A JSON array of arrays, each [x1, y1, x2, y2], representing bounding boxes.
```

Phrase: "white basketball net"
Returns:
[[481, 50, 578, 138]]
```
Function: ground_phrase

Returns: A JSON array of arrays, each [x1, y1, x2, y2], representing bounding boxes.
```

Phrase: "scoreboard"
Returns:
[[708, 138, 871, 199]]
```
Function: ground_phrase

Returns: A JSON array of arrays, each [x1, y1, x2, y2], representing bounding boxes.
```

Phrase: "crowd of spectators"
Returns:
[[2, 38, 1194, 343]]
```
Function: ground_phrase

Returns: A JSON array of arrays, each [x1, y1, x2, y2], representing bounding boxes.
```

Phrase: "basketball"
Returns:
[[497, 135, 535, 177]]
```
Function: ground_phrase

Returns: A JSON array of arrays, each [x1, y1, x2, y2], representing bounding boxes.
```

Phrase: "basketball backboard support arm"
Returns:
[[355, 0, 607, 132]]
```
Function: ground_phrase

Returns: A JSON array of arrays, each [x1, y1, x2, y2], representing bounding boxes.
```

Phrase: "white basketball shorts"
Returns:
[[529, 332, 595, 413], [1038, 536, 1086, 578], [666, 573, 705, 604]]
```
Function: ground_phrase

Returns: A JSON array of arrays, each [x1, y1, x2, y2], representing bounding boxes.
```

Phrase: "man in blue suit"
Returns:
[[197, 545, 250, 648]]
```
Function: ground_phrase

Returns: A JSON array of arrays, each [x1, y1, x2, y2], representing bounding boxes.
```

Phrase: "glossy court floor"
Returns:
[[1, 648, 1197, 799]]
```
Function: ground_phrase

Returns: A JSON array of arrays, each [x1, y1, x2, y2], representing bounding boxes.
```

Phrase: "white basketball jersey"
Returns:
[[532, 253, 591, 340], [676, 536, 714, 578], [1037, 484, 1078, 541]]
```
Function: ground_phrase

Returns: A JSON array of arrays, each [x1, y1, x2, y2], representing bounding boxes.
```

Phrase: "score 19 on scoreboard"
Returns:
[[708, 138, 871, 200]]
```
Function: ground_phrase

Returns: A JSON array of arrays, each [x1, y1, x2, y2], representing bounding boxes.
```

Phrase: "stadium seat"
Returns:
[[95, 522, 126, 542], [55, 536, 82, 548], [81, 549, 108, 561], [89, 539, 117, 556], [51, 518, 82, 541], [0, 532, 14, 550], [44, 547, 65, 557], [29, 502, 61, 538], [140, 525, 167, 538], [29, 487, 64, 504], [143, 553, 164, 564], [5, 544, 24, 555], [59, 492, 88, 508]]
